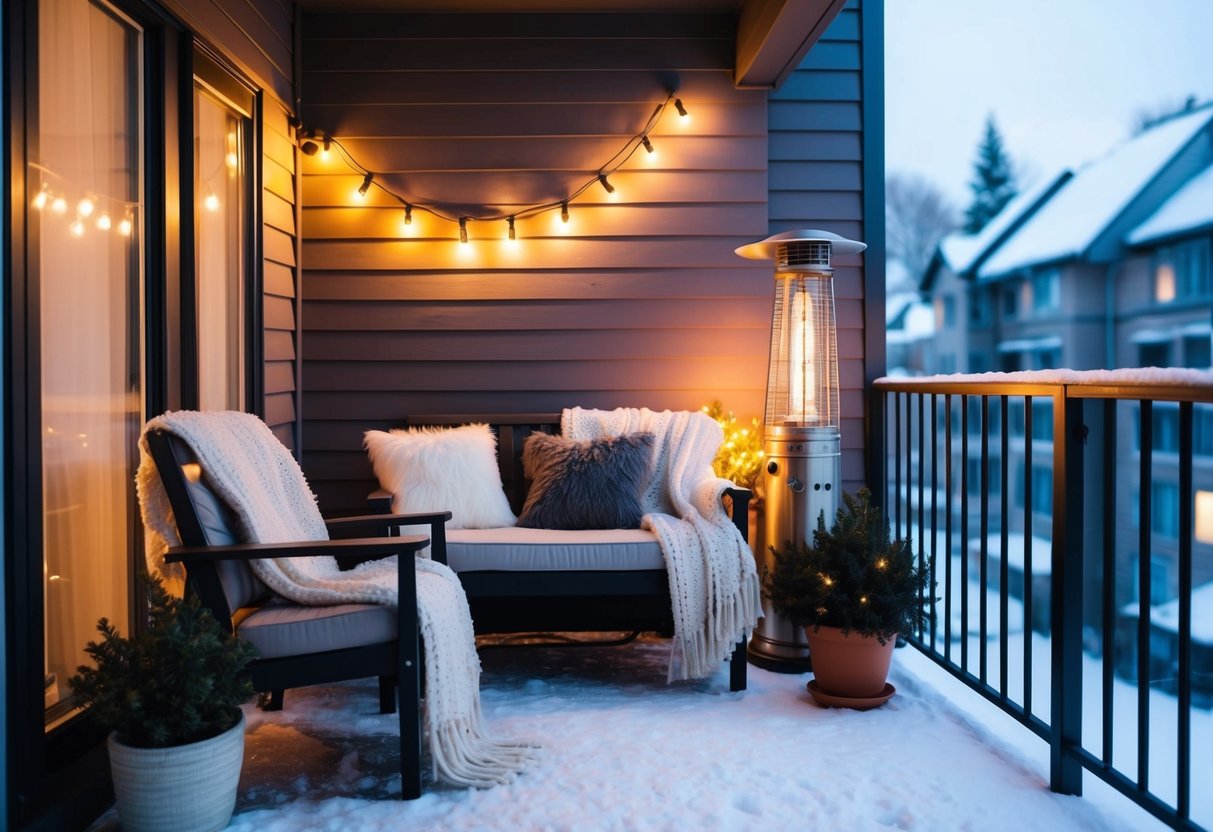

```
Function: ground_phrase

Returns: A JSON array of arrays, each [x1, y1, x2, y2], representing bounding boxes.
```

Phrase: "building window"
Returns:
[[937, 294, 957, 329], [1151, 481, 1180, 538], [1035, 348, 1060, 369], [968, 288, 990, 325], [1156, 239, 1211, 302], [1138, 340, 1171, 367], [1197, 407, 1213, 456], [1197, 491, 1213, 544], [968, 350, 989, 373], [937, 353, 957, 374], [1183, 334, 1211, 368], [1002, 285, 1019, 319], [999, 351, 1022, 372], [1031, 268, 1061, 313], [36, 0, 143, 729]]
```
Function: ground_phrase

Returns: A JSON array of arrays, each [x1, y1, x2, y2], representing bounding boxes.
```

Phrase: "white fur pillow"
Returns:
[[364, 424, 517, 535]]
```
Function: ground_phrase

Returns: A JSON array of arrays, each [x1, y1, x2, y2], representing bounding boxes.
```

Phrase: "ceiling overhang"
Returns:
[[734, 0, 848, 88]]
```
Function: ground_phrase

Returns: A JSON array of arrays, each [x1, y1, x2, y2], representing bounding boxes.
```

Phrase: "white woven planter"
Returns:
[[107, 711, 245, 832]]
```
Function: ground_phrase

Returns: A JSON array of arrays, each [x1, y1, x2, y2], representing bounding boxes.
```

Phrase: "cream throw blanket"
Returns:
[[135, 410, 537, 788], [562, 407, 761, 680]]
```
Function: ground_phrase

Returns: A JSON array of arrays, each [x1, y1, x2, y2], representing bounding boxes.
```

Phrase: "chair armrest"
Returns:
[[368, 488, 393, 514], [327, 511, 453, 536], [164, 535, 429, 564], [724, 487, 752, 544]]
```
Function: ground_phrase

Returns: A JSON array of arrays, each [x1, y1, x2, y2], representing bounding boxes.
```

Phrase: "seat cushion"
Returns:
[[236, 601, 395, 659], [445, 527, 664, 572]]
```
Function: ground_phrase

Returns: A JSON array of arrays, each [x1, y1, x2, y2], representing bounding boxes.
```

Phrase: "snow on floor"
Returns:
[[204, 636, 1147, 832]]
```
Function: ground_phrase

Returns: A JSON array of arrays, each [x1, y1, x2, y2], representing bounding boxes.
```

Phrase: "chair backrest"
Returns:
[[404, 414, 559, 514], [146, 429, 271, 624]]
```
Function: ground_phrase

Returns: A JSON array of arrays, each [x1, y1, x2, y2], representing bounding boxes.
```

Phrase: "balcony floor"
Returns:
[[90, 636, 1160, 831]]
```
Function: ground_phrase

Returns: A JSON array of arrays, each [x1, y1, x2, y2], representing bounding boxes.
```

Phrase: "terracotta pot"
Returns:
[[107, 711, 245, 832], [805, 625, 896, 698]]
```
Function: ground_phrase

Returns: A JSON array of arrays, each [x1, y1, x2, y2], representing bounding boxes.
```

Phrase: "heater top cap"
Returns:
[[734, 229, 866, 260]]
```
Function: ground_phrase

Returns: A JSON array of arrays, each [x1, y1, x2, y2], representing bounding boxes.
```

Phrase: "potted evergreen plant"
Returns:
[[69, 575, 256, 832], [764, 488, 932, 708]]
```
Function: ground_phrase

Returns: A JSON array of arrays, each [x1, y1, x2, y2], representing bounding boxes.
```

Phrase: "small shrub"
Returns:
[[764, 488, 933, 644], [69, 575, 256, 748]]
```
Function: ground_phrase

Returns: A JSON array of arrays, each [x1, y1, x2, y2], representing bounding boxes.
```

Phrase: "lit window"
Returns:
[[1197, 491, 1213, 544], [1155, 261, 1177, 303]]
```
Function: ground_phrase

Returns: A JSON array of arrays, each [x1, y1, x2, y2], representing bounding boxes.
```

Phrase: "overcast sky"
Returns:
[[885, 0, 1213, 210]]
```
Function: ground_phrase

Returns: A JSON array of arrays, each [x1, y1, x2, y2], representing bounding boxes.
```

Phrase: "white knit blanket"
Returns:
[[135, 410, 537, 788], [562, 407, 761, 680]]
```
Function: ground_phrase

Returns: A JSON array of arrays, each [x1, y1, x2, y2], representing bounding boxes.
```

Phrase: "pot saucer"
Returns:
[[806, 680, 895, 710]]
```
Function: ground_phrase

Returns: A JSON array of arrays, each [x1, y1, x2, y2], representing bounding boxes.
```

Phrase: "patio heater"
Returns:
[[736, 229, 867, 672]]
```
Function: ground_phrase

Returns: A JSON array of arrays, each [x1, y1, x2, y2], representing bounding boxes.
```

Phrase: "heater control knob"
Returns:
[[787, 476, 806, 493], [767, 460, 779, 475]]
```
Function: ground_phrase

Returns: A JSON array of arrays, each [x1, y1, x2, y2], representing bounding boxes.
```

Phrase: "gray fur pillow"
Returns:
[[516, 431, 655, 530]]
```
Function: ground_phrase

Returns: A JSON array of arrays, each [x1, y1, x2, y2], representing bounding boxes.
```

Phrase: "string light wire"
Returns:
[[312, 89, 682, 240]]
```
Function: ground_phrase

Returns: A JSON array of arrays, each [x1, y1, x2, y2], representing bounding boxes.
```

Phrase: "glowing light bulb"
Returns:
[[69, 219, 85, 237], [51, 197, 68, 214], [204, 193, 220, 212], [32, 190, 49, 210], [77, 197, 95, 217], [118, 218, 133, 236], [226, 152, 239, 169], [96, 214, 112, 231]]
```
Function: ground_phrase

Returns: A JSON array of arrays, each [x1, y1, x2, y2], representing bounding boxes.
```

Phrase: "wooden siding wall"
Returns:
[[769, 0, 870, 493], [163, 0, 300, 450], [299, 13, 774, 513]]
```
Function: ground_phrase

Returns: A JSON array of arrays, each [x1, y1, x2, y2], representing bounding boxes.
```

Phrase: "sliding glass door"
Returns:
[[35, 0, 143, 731]]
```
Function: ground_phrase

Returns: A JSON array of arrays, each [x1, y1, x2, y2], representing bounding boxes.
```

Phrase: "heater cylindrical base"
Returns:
[[747, 607, 813, 673]]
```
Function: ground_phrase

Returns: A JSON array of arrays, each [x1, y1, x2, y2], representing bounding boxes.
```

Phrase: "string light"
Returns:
[[358, 172, 374, 196], [69, 219, 85, 237], [458, 217, 468, 244], [96, 214, 112, 231], [304, 85, 686, 243], [32, 188, 49, 210], [674, 98, 688, 118], [507, 215, 516, 240], [77, 196, 95, 217], [51, 196, 67, 214], [204, 192, 220, 212], [117, 216, 132, 236], [321, 136, 332, 160]]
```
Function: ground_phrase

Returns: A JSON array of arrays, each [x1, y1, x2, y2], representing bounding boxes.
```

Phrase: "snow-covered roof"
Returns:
[[1127, 163, 1213, 246], [996, 336, 1062, 353], [887, 291, 934, 343], [937, 234, 984, 274], [968, 534, 1053, 575], [1123, 582, 1213, 645], [978, 106, 1213, 278]]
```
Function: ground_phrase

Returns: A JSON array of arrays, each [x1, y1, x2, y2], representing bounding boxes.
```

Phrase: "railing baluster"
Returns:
[[980, 395, 990, 683], [930, 393, 939, 649], [1176, 402, 1192, 823], [961, 395, 970, 673], [1024, 395, 1034, 717], [945, 394, 954, 661], [918, 391, 926, 641], [1101, 398, 1115, 768], [1000, 394, 1010, 699], [895, 391, 903, 538], [1138, 399, 1152, 793]]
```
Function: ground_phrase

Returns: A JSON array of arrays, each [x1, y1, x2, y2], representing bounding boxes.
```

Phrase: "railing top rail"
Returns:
[[875, 370, 1213, 403]]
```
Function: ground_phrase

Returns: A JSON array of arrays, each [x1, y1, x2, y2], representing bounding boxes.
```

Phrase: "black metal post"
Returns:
[[1050, 393, 1083, 795]]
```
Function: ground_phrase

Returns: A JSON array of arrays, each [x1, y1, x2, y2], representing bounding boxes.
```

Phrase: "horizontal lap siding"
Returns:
[[164, 0, 299, 451], [769, 0, 871, 494], [300, 12, 771, 513]]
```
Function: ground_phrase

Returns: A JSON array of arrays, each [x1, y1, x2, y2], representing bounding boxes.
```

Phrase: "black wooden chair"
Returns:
[[146, 428, 451, 799]]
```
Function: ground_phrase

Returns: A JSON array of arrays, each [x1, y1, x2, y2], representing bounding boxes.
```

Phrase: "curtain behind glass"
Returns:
[[194, 86, 245, 411], [37, 0, 142, 726]]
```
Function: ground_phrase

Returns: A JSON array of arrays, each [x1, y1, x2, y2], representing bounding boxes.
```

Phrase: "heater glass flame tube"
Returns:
[[764, 271, 839, 429]]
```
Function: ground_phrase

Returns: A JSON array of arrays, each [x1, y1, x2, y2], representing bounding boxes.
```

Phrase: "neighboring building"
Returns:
[[885, 289, 934, 376], [919, 104, 1213, 668]]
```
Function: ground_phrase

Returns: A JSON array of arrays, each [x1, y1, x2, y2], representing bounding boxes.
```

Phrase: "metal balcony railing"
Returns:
[[873, 371, 1213, 832]]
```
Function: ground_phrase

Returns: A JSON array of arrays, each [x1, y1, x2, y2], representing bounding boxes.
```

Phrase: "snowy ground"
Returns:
[[135, 635, 1182, 832]]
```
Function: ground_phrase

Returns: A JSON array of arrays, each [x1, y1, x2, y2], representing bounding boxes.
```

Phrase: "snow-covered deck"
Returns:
[[91, 635, 1200, 831]]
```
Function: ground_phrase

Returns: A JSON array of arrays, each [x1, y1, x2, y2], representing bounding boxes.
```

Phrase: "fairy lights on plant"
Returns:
[[702, 402, 765, 499], [301, 87, 687, 246]]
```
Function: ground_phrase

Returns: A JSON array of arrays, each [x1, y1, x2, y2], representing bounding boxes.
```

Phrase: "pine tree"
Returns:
[[964, 115, 1018, 233]]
